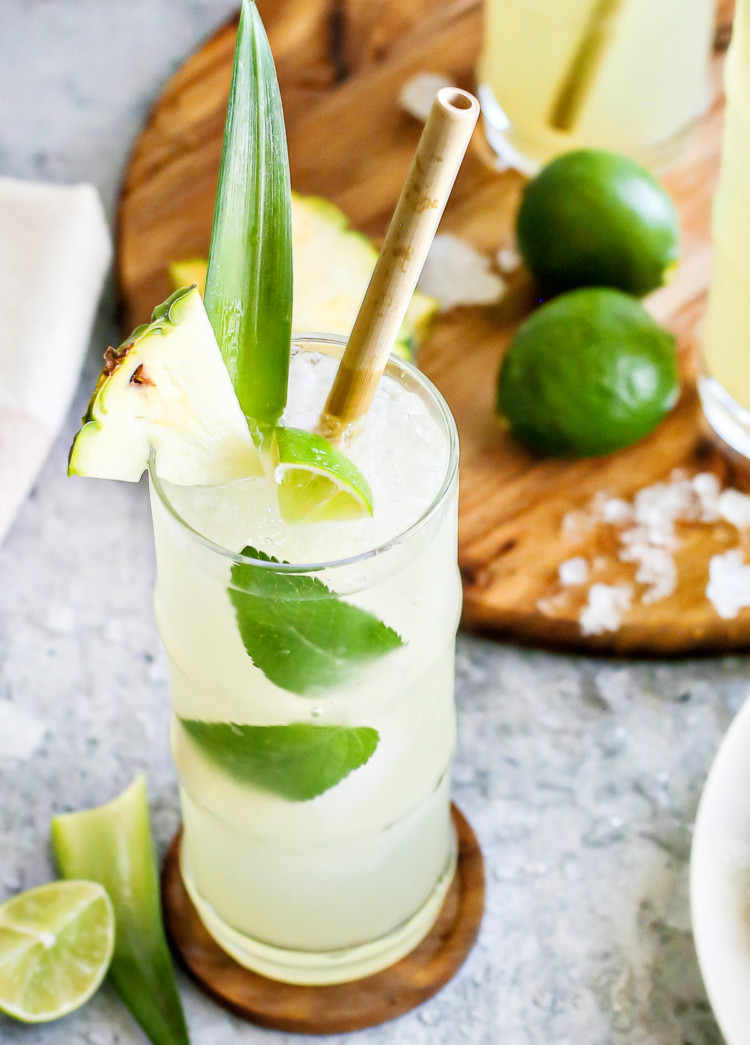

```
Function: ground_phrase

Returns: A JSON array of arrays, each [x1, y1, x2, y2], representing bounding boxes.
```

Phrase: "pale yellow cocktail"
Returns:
[[148, 338, 461, 984]]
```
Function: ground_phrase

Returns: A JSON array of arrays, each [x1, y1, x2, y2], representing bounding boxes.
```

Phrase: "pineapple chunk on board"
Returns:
[[169, 193, 438, 362]]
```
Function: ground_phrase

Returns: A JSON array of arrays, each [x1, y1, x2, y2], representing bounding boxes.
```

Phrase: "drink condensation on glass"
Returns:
[[148, 336, 462, 985], [700, 0, 750, 458], [477, 0, 715, 175]]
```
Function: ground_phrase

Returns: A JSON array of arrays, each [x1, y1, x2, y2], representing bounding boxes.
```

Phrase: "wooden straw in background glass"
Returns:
[[549, 0, 627, 132], [318, 88, 480, 440]]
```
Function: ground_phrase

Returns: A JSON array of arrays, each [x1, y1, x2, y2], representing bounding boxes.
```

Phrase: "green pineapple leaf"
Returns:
[[204, 0, 292, 431]]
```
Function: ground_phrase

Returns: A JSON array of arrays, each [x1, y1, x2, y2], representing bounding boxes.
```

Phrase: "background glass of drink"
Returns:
[[148, 336, 461, 985], [477, 0, 716, 175], [700, 0, 750, 458]]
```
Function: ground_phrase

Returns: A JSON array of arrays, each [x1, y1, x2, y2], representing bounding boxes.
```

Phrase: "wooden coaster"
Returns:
[[162, 805, 484, 1034]]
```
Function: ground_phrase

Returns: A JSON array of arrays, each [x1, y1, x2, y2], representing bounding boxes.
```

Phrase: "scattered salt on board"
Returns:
[[559, 557, 589, 586], [707, 550, 750, 619], [580, 584, 633, 637], [545, 470, 750, 634]]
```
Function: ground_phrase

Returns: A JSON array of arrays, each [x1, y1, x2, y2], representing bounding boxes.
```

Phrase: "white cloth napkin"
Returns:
[[0, 177, 112, 541]]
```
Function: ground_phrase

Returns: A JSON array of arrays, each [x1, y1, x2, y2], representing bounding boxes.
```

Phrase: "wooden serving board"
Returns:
[[118, 0, 750, 655]]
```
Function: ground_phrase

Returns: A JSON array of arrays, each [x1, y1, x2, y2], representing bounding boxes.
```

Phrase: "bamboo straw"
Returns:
[[549, 0, 626, 132], [317, 88, 479, 440]]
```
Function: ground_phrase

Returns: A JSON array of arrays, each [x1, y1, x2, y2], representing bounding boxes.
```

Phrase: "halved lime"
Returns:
[[275, 426, 373, 523], [0, 880, 114, 1023]]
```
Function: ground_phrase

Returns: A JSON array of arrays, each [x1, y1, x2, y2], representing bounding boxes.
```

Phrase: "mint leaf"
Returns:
[[229, 546, 403, 695], [180, 721, 379, 801]]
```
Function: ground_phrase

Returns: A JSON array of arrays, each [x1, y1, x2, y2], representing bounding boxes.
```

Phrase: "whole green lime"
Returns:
[[497, 287, 679, 457], [516, 150, 680, 297]]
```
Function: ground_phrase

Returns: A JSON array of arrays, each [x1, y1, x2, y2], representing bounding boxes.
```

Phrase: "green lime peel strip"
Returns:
[[51, 775, 190, 1045], [204, 0, 292, 433]]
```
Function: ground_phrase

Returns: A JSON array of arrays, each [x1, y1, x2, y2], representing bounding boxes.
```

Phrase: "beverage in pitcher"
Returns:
[[700, 0, 750, 457], [477, 0, 715, 174]]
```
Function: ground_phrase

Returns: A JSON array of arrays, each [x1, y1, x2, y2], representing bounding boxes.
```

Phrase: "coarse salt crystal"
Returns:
[[633, 478, 694, 539], [496, 245, 522, 275], [580, 583, 633, 636], [706, 549, 750, 619], [691, 472, 721, 521], [559, 557, 589, 586], [417, 233, 506, 311], [590, 491, 611, 517], [398, 73, 455, 122], [601, 497, 634, 526], [718, 489, 750, 530], [621, 543, 677, 603]]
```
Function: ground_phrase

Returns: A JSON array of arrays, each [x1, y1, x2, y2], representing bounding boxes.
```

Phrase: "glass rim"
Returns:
[[148, 334, 459, 574]]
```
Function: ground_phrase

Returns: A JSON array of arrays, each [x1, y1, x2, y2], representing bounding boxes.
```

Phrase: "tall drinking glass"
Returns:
[[700, 0, 750, 458], [147, 337, 461, 985], [477, 0, 716, 175]]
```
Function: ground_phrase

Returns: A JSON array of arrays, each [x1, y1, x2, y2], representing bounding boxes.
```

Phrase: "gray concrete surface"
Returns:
[[0, 2, 742, 1041]]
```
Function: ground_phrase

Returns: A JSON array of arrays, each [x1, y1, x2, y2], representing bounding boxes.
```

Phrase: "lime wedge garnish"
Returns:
[[274, 426, 373, 523], [0, 880, 114, 1023]]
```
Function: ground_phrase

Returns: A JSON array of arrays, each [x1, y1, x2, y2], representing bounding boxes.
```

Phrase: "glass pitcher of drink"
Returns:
[[701, 0, 750, 457], [477, 0, 716, 174]]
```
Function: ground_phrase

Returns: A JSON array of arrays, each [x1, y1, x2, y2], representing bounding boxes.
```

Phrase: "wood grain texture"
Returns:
[[118, 0, 750, 654], [161, 806, 485, 1034]]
